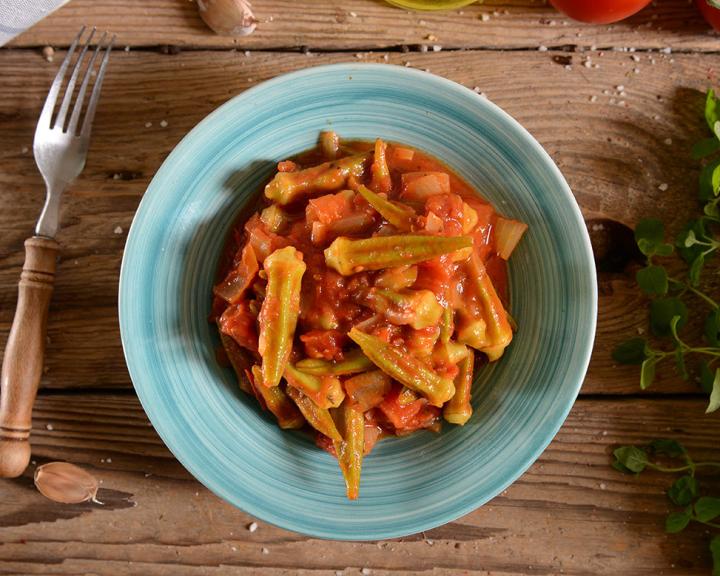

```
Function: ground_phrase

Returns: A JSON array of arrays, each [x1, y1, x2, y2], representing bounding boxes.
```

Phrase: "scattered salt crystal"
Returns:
[[31, 460, 37, 466], [100, 458, 105, 463], [661, 47, 672, 54], [473, 86, 481, 93], [602, 430, 608, 436], [244, 50, 250, 57], [114, 226, 123, 235], [564, 65, 572, 71], [589, 95, 597, 102], [144, 121, 152, 128], [631, 54, 640, 62], [21, 146, 28, 154], [231, 546, 237, 552], [248, 522, 258, 532], [538, 45, 548, 52], [419, 44, 428, 53], [349, 11, 357, 17], [602, 89, 610, 95], [124, 46, 130, 52], [600, 482, 607, 490], [590, 45, 597, 51], [261, 547, 269, 554], [593, 63, 600, 69], [361, 569, 372, 576], [46, 424, 54, 431], [658, 183, 668, 191], [355, 53, 363, 59], [620, 91, 627, 97], [42, 46, 54, 62], [160, 120, 168, 128], [583, 60, 591, 68], [106, 458, 112, 463], [616, 84, 624, 91], [653, 114, 660, 121], [383, 54, 389, 62], [404, 62, 411, 67], [480, 13, 490, 21], [664, 138, 672, 145], [633, 67, 640, 74], [432, 45, 442, 52]]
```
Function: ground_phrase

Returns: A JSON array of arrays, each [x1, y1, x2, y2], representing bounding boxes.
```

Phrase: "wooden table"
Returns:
[[1, 1, 719, 574]]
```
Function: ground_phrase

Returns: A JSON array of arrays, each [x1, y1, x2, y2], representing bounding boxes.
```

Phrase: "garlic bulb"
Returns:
[[34, 462, 101, 504], [197, 0, 257, 36]]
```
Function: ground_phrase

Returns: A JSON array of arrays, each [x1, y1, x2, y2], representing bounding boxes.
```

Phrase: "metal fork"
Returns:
[[0, 27, 114, 478]]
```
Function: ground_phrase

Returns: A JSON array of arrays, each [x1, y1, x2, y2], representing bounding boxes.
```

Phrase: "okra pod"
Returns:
[[258, 246, 306, 387], [320, 130, 340, 160], [332, 400, 365, 500], [364, 288, 443, 330], [439, 306, 454, 344], [250, 366, 305, 429], [265, 153, 369, 205], [325, 235, 472, 276], [286, 385, 342, 441], [443, 349, 474, 425], [357, 185, 415, 231], [284, 363, 345, 409], [219, 333, 253, 395], [432, 339, 469, 366], [466, 252, 513, 361], [260, 204, 291, 233], [369, 139, 392, 194], [295, 349, 373, 376], [348, 327, 455, 407]]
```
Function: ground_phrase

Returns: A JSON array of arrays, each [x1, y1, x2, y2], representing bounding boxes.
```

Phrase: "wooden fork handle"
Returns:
[[0, 236, 58, 477]]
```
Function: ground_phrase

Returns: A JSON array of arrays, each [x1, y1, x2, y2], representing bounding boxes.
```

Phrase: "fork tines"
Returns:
[[37, 26, 115, 138]]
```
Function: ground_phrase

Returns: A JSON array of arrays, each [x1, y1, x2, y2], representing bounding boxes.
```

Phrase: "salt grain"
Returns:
[[616, 84, 624, 91], [144, 121, 152, 128], [660, 47, 672, 54], [46, 424, 54, 431], [114, 226, 123, 234], [124, 46, 130, 52], [480, 13, 490, 21], [248, 522, 258, 532], [631, 54, 640, 62], [633, 67, 640, 74], [589, 95, 597, 102], [361, 569, 372, 576], [664, 138, 672, 145], [600, 482, 607, 490], [583, 60, 591, 68], [658, 183, 668, 191], [244, 50, 251, 57], [160, 120, 168, 128], [564, 65, 572, 71], [349, 11, 357, 17], [261, 547, 269, 554], [432, 45, 442, 52], [538, 45, 548, 52], [106, 458, 112, 463], [21, 146, 28, 154]]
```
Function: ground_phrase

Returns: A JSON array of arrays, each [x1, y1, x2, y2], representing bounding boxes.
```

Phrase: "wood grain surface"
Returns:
[[2, 3, 719, 574], [9, 0, 720, 52], [0, 395, 717, 575], [1, 48, 717, 393]]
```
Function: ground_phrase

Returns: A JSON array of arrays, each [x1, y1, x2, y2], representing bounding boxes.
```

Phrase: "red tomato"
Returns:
[[549, 0, 652, 24], [696, 0, 720, 31]]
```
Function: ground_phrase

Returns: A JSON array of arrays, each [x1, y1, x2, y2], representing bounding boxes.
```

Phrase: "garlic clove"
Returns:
[[197, 0, 257, 36], [34, 462, 101, 505]]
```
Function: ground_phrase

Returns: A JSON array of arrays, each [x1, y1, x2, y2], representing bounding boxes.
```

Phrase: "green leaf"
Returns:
[[710, 535, 720, 576], [706, 309, 720, 347], [636, 265, 668, 296], [701, 361, 716, 394], [689, 253, 705, 287], [700, 159, 720, 201], [705, 198, 720, 218], [665, 509, 692, 533], [649, 439, 686, 458], [613, 446, 648, 473], [692, 137, 720, 159], [612, 338, 649, 365], [640, 357, 657, 390], [684, 229, 699, 248], [695, 497, 720, 522], [668, 475, 698, 506], [650, 298, 688, 337], [707, 368, 720, 414], [713, 163, 720, 195], [635, 219, 665, 256], [675, 347, 688, 380], [715, 120, 720, 142], [706, 89, 719, 134]]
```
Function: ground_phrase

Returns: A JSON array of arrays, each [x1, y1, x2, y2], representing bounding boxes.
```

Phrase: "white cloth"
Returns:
[[0, 0, 70, 46]]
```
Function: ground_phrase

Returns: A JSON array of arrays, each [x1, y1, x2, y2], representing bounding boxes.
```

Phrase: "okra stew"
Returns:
[[211, 132, 528, 500]]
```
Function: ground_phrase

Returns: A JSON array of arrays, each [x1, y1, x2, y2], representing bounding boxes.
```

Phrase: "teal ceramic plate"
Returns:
[[119, 64, 597, 540]]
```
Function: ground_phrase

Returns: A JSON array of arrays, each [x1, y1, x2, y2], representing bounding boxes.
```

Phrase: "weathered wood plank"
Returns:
[[0, 395, 717, 575], [1, 48, 716, 393], [8, 0, 719, 52]]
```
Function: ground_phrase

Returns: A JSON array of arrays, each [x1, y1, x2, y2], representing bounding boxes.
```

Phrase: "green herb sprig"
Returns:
[[612, 89, 720, 414], [613, 440, 720, 574]]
